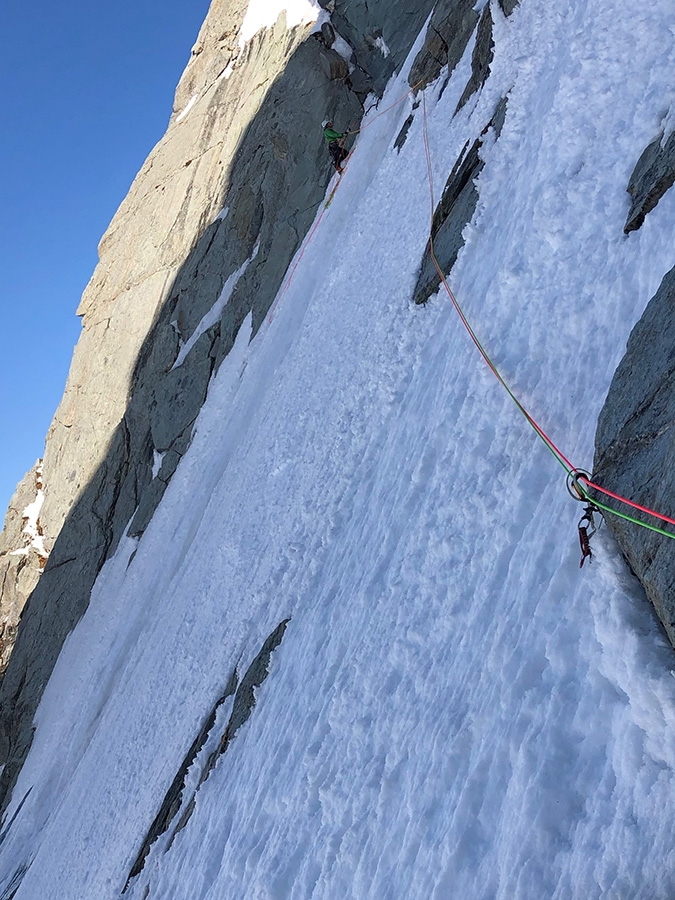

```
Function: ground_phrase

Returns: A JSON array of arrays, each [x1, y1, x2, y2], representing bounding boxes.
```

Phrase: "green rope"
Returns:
[[422, 91, 675, 543], [575, 482, 675, 540]]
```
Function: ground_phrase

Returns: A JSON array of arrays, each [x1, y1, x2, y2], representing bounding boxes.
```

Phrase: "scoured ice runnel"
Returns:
[[2, 2, 675, 898]]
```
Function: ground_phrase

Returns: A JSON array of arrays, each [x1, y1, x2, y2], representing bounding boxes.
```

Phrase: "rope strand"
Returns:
[[420, 91, 675, 541], [273, 82, 675, 542]]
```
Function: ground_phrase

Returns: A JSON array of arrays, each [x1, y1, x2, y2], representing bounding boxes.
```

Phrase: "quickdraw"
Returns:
[[578, 505, 600, 568], [566, 470, 603, 566]]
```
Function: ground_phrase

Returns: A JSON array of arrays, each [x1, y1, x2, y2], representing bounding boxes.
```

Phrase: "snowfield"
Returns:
[[3, 1, 675, 898]]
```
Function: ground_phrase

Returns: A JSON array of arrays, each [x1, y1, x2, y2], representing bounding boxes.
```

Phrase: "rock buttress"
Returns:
[[594, 264, 675, 647]]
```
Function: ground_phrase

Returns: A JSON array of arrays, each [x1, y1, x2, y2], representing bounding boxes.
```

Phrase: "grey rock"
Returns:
[[414, 138, 480, 305], [0, 4, 357, 812], [624, 130, 675, 234], [408, 0, 479, 92], [394, 112, 415, 152], [127, 619, 289, 889], [128, 438, 188, 539], [320, 21, 336, 47], [124, 667, 239, 888], [322, 0, 433, 95], [594, 264, 675, 646], [319, 47, 351, 81], [345, 65, 375, 102], [150, 334, 215, 453], [221, 619, 290, 747], [414, 97, 507, 305], [455, 1, 494, 112], [498, 0, 520, 16], [0, 463, 46, 675]]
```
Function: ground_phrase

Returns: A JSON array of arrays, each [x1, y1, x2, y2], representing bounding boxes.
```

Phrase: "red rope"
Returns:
[[267, 202, 328, 323], [420, 91, 675, 533], [345, 79, 424, 136], [271, 86, 675, 537], [580, 477, 675, 527], [421, 93, 575, 472]]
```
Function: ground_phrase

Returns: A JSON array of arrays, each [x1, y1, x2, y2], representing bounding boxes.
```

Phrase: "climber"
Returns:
[[578, 505, 599, 568], [322, 119, 348, 172]]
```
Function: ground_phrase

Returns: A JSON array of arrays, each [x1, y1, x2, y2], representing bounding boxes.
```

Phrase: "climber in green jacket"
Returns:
[[322, 119, 348, 172]]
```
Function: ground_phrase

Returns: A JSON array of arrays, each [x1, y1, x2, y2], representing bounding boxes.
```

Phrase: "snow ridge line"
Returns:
[[420, 91, 675, 541]]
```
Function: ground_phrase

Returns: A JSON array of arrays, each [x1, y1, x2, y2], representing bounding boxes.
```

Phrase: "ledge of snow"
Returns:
[[238, 0, 320, 48]]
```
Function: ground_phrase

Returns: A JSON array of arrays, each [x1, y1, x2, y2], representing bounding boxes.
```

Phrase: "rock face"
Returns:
[[414, 97, 507, 305], [12, 0, 666, 837], [594, 120, 675, 645], [624, 129, 675, 233], [498, 0, 520, 15], [408, 0, 479, 92], [326, 0, 432, 97], [594, 265, 675, 645], [455, 1, 495, 112], [0, 0, 476, 818], [0, 463, 46, 674], [124, 617, 290, 890]]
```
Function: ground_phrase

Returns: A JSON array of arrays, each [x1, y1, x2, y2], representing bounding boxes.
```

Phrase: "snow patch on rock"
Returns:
[[332, 34, 354, 61], [238, 0, 320, 48], [374, 35, 391, 57], [10, 464, 47, 561], [175, 95, 198, 124], [171, 243, 259, 370]]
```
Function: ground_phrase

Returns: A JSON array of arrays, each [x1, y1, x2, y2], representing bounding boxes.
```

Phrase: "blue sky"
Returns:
[[0, 0, 211, 516]]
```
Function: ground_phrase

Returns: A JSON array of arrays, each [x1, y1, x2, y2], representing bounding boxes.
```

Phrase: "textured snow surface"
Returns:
[[3, 2, 675, 898]]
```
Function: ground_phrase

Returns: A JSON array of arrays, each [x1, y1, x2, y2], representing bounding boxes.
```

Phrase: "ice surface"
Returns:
[[661, 102, 675, 146], [3, 2, 675, 898]]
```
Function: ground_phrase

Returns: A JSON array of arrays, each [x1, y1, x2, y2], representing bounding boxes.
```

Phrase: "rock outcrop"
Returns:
[[455, 1, 495, 112], [326, 0, 432, 97], [0, 463, 46, 674], [594, 265, 675, 645], [414, 96, 507, 305], [498, 0, 520, 15], [624, 128, 675, 233], [408, 0, 480, 92], [594, 116, 675, 645], [125, 618, 289, 890]]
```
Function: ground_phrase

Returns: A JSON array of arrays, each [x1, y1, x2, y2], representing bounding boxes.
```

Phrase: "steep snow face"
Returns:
[[3, 2, 675, 899]]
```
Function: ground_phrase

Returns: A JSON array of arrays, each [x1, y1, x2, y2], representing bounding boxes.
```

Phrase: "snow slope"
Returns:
[[3, 2, 675, 897]]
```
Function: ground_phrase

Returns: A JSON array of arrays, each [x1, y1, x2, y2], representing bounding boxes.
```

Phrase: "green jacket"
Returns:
[[323, 126, 343, 143]]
